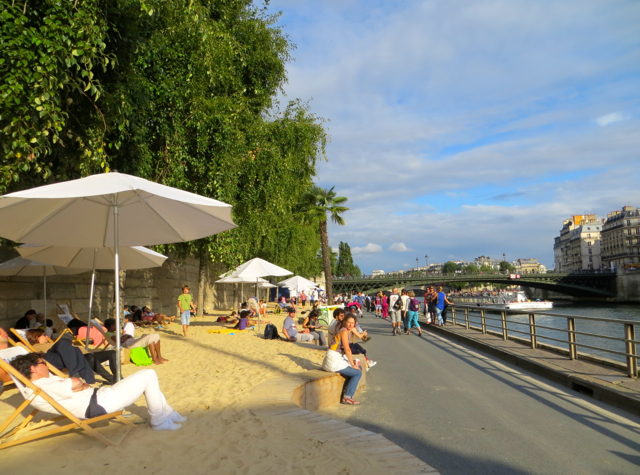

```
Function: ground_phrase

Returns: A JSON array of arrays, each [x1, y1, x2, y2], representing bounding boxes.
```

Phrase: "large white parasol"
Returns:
[[223, 258, 292, 330], [0, 257, 88, 317], [18, 244, 168, 348], [278, 275, 319, 295], [0, 172, 236, 380]]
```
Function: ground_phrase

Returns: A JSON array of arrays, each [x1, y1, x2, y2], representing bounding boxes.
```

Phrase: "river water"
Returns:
[[449, 302, 640, 364]]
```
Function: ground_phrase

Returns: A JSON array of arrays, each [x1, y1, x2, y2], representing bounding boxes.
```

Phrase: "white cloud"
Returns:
[[269, 0, 640, 273], [389, 242, 412, 252], [595, 112, 630, 126], [352, 243, 383, 254], [331, 247, 338, 253]]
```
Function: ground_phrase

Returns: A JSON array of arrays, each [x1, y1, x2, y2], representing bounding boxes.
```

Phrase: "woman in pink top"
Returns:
[[381, 293, 389, 319]]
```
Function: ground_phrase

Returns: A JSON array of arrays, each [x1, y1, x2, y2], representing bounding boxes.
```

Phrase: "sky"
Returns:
[[265, 0, 640, 273]]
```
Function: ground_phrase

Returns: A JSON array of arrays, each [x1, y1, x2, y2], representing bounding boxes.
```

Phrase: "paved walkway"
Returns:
[[320, 312, 640, 475]]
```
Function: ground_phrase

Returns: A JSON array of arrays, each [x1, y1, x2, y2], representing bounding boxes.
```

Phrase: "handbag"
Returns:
[[85, 388, 108, 418]]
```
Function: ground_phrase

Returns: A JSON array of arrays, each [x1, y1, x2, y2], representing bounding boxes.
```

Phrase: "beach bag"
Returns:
[[85, 388, 108, 418], [129, 347, 153, 366], [263, 323, 285, 340]]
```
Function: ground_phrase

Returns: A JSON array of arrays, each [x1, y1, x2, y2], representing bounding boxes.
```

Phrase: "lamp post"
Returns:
[[425, 254, 428, 270], [416, 257, 419, 271]]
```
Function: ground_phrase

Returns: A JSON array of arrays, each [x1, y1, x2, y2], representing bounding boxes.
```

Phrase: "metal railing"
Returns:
[[449, 305, 639, 377]]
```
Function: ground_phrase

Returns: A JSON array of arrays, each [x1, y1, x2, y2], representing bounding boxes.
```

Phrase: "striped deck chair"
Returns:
[[0, 346, 135, 450]]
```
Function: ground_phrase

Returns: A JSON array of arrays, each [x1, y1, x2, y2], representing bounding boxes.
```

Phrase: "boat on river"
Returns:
[[451, 291, 553, 310]]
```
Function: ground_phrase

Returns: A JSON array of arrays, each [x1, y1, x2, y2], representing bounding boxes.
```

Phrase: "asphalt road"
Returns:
[[327, 312, 640, 475]]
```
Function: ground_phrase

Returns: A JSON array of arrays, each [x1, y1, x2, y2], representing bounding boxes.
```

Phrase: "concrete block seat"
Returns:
[[252, 354, 368, 411]]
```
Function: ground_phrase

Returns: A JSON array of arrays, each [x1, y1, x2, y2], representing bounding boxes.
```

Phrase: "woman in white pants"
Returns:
[[11, 352, 185, 431]]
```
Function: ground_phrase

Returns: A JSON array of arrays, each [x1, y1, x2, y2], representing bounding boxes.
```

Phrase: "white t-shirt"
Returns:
[[389, 293, 400, 310], [401, 295, 410, 310], [27, 376, 93, 419], [123, 322, 136, 337]]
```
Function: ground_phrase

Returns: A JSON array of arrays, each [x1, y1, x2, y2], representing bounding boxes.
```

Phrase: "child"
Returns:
[[177, 285, 196, 337]]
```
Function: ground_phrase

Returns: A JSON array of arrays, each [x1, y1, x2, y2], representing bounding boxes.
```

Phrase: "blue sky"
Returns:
[[266, 0, 640, 273]]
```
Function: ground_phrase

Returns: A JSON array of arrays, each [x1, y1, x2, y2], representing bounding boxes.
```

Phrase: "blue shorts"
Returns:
[[181, 310, 191, 325]]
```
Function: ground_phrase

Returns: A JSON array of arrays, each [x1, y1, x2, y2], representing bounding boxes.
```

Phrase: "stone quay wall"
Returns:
[[0, 253, 277, 330]]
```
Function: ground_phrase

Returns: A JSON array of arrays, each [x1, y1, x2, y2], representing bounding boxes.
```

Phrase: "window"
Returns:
[[629, 229, 633, 236], [589, 248, 592, 254], [588, 234, 591, 238], [587, 241, 592, 246]]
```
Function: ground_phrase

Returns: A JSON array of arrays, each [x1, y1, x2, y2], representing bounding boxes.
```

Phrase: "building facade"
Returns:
[[554, 214, 602, 272], [601, 206, 640, 270]]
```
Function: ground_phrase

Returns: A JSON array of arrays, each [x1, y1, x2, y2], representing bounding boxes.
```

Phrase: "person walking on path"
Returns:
[[425, 286, 437, 324], [178, 285, 196, 337], [381, 293, 389, 319], [400, 289, 410, 334], [300, 291, 307, 307], [406, 290, 422, 336], [388, 288, 402, 335], [435, 286, 453, 326], [374, 293, 382, 317]]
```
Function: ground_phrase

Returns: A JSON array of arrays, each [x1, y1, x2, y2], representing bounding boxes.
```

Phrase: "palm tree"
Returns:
[[299, 185, 348, 303]]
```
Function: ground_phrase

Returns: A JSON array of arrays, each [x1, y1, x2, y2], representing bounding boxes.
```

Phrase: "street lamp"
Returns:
[[416, 257, 419, 270], [425, 254, 428, 270]]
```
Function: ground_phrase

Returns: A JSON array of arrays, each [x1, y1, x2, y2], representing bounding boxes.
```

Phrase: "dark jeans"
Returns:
[[401, 311, 408, 331], [85, 350, 117, 383], [348, 343, 366, 357]]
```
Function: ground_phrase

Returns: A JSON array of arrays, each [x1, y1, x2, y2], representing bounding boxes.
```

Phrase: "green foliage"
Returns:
[[336, 241, 360, 277], [1, 0, 329, 275], [299, 185, 349, 300], [463, 264, 479, 274], [442, 261, 461, 274], [479, 263, 493, 273], [0, 0, 113, 192], [500, 260, 516, 272]]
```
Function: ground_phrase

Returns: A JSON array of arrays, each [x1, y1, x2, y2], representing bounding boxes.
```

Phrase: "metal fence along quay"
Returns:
[[449, 305, 639, 378]]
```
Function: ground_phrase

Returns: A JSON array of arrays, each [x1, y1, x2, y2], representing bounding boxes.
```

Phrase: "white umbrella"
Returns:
[[0, 172, 236, 381], [278, 275, 318, 295], [215, 275, 270, 309], [224, 258, 292, 330], [0, 257, 88, 317], [18, 244, 168, 348]]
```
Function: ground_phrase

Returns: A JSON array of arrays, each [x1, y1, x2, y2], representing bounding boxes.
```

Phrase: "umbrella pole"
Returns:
[[85, 248, 97, 349], [113, 204, 122, 382], [43, 267, 47, 319], [256, 277, 260, 332]]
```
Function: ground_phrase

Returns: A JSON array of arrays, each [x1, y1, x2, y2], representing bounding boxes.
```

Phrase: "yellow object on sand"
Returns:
[[207, 328, 246, 334]]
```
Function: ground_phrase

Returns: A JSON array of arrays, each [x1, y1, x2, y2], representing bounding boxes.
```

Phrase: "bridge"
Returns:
[[332, 272, 617, 298]]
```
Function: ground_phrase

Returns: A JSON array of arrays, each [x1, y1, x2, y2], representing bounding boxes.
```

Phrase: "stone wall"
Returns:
[[0, 254, 249, 330]]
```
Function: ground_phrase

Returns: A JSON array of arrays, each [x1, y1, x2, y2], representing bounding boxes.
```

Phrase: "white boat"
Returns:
[[451, 290, 553, 311], [483, 291, 553, 311]]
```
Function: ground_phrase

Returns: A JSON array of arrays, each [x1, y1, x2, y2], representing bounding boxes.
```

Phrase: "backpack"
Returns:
[[263, 323, 285, 340], [393, 297, 403, 310]]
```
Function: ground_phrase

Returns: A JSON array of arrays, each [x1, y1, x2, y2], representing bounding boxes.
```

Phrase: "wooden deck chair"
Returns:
[[0, 346, 135, 450]]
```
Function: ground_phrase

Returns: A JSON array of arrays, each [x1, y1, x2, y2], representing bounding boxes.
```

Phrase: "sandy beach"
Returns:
[[0, 309, 389, 475]]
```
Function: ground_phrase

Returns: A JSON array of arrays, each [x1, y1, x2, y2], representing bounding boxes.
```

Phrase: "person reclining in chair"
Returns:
[[104, 318, 168, 365], [10, 352, 186, 431]]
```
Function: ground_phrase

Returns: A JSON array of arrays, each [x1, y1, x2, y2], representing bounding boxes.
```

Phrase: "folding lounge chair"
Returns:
[[0, 346, 135, 450]]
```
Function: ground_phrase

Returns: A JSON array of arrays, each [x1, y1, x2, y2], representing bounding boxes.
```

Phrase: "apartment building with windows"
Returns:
[[601, 206, 640, 270], [554, 214, 602, 272]]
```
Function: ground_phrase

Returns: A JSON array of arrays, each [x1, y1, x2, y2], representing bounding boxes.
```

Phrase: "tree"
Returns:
[[479, 264, 493, 273], [442, 261, 461, 274], [463, 264, 479, 274], [336, 241, 361, 277], [299, 186, 348, 303], [500, 260, 516, 272]]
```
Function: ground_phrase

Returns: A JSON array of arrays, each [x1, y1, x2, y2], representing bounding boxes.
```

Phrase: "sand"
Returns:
[[0, 308, 388, 475]]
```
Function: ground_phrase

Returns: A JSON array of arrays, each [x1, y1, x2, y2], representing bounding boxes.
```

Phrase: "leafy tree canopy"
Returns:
[[442, 261, 461, 274], [1, 0, 329, 275]]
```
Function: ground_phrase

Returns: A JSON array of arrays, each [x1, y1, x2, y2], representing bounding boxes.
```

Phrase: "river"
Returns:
[[449, 302, 640, 364]]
